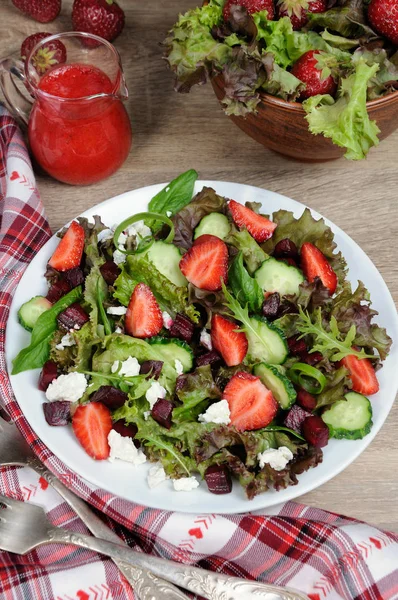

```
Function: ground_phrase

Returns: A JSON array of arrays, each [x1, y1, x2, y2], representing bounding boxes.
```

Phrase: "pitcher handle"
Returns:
[[0, 57, 33, 126]]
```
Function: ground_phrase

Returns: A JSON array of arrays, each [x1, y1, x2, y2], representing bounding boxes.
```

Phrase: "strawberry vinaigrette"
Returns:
[[28, 63, 132, 185]]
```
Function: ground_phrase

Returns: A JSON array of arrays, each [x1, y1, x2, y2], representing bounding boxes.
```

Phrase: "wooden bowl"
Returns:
[[212, 75, 398, 161]]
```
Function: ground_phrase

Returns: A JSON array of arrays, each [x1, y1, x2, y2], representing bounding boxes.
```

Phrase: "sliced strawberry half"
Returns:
[[228, 200, 277, 243], [179, 234, 228, 291], [48, 221, 85, 272], [341, 355, 379, 396], [300, 242, 338, 295], [223, 372, 278, 431], [125, 283, 163, 338], [72, 402, 112, 460], [211, 314, 248, 367]]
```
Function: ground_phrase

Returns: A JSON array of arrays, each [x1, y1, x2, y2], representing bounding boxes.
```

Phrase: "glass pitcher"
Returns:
[[0, 32, 132, 186]]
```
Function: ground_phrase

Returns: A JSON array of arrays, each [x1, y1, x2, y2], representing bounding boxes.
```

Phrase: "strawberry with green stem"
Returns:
[[277, 0, 327, 30], [291, 51, 338, 100], [21, 33, 67, 76], [368, 0, 398, 46]]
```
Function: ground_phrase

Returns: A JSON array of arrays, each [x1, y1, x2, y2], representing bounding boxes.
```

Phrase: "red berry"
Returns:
[[341, 355, 379, 396], [223, 0, 275, 20], [21, 33, 67, 75], [72, 402, 113, 460], [72, 0, 125, 47], [12, 0, 61, 23], [179, 235, 228, 292], [291, 51, 337, 100], [125, 283, 163, 339], [211, 314, 248, 367], [368, 0, 398, 46], [302, 415, 329, 448], [229, 200, 277, 243], [277, 0, 327, 30], [223, 372, 278, 431], [48, 221, 85, 272], [300, 242, 338, 295]]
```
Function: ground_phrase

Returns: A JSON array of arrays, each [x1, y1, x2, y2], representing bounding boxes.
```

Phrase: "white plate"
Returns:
[[6, 181, 398, 514]]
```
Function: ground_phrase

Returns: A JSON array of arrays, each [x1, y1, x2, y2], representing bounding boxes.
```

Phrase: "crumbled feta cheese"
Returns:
[[97, 228, 114, 243], [127, 220, 152, 239], [117, 232, 128, 245], [106, 306, 127, 316], [162, 311, 173, 330], [55, 332, 76, 351], [166, 211, 172, 218], [173, 477, 199, 492], [145, 381, 167, 410], [147, 463, 168, 489], [108, 430, 147, 465], [257, 446, 294, 471], [113, 248, 126, 265], [143, 411, 150, 421], [115, 327, 123, 334], [74, 324, 80, 330], [198, 399, 231, 425], [174, 359, 184, 376], [111, 357, 140, 377], [46, 373, 87, 402], [200, 328, 212, 351]]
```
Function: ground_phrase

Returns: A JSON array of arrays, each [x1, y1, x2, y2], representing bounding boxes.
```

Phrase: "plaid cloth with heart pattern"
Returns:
[[0, 105, 397, 600]]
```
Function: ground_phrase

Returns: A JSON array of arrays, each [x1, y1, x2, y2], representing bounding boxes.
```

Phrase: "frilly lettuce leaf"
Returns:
[[113, 253, 199, 323], [321, 29, 361, 51], [50, 323, 96, 373], [303, 60, 380, 160], [315, 365, 352, 409], [352, 47, 398, 99], [307, 0, 377, 39], [226, 227, 269, 274], [261, 53, 305, 100], [173, 365, 221, 423], [221, 46, 267, 115]]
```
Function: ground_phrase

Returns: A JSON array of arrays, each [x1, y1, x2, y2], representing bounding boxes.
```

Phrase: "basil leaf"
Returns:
[[148, 169, 198, 219], [228, 252, 263, 313], [12, 286, 83, 374]]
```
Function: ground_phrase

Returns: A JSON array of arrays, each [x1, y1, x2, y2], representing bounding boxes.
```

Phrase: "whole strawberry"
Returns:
[[223, 0, 275, 22], [368, 0, 398, 46], [277, 0, 327, 30], [21, 33, 67, 75], [291, 50, 337, 99], [72, 0, 125, 46], [12, 0, 61, 23]]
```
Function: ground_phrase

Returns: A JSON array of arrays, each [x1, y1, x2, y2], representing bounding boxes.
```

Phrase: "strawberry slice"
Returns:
[[179, 235, 228, 291], [300, 242, 338, 295], [223, 372, 278, 431], [125, 283, 163, 338], [72, 402, 112, 460], [342, 355, 379, 396], [211, 314, 248, 367], [228, 200, 277, 243], [48, 221, 85, 272]]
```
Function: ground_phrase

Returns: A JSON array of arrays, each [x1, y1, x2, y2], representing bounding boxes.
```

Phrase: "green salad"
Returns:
[[13, 170, 392, 498], [163, 0, 398, 160]]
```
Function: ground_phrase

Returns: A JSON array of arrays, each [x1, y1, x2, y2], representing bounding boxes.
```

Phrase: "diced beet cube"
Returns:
[[296, 389, 317, 412], [63, 267, 84, 289], [287, 336, 308, 356], [100, 261, 120, 285], [284, 404, 312, 433], [38, 360, 58, 391], [302, 415, 329, 448], [282, 257, 298, 268], [273, 238, 299, 260], [205, 464, 232, 495], [43, 401, 71, 426], [90, 386, 128, 410], [301, 351, 323, 366], [169, 313, 195, 343], [151, 398, 173, 429], [112, 420, 139, 446], [46, 279, 71, 304], [196, 350, 222, 368], [262, 292, 280, 320], [139, 360, 163, 380], [57, 303, 89, 330]]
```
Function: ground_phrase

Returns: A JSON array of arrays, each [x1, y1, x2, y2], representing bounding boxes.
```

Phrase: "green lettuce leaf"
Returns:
[[226, 227, 269, 274], [307, 0, 377, 39], [228, 251, 264, 312], [173, 365, 221, 423], [352, 47, 398, 99], [303, 60, 380, 160], [315, 365, 352, 409], [221, 46, 267, 115], [261, 53, 304, 100], [50, 322, 95, 373], [113, 254, 199, 323], [321, 29, 361, 51]]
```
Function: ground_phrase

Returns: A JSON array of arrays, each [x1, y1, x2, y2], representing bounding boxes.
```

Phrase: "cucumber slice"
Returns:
[[147, 241, 187, 287], [254, 363, 296, 409], [194, 213, 231, 241], [149, 336, 193, 373], [255, 257, 304, 297], [322, 392, 373, 440], [18, 296, 52, 332], [246, 316, 288, 365]]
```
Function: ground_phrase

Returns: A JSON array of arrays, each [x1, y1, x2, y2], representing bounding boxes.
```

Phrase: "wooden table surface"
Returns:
[[1, 0, 397, 531]]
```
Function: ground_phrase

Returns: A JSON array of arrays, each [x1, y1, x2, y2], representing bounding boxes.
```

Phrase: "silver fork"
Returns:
[[0, 493, 309, 600], [0, 414, 189, 600]]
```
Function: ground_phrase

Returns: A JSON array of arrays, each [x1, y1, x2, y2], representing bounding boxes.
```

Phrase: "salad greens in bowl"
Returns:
[[9, 170, 395, 505], [163, 0, 398, 161]]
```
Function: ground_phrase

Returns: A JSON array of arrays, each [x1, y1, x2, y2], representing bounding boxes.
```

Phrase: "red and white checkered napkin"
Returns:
[[0, 105, 397, 600]]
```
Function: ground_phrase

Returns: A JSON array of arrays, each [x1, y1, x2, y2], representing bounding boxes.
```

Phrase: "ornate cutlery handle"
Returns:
[[28, 457, 189, 600], [47, 525, 310, 600]]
